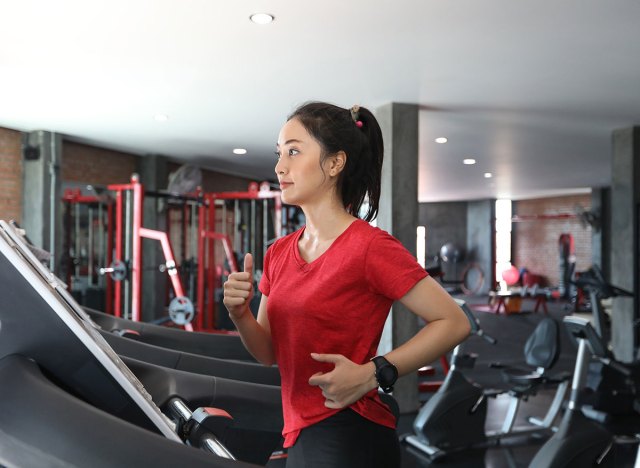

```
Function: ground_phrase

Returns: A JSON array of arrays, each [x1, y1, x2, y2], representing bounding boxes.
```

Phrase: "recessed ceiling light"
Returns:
[[250, 13, 274, 24], [484, 172, 493, 178], [434, 137, 448, 144], [463, 158, 476, 165], [154, 114, 169, 122], [233, 148, 247, 155]]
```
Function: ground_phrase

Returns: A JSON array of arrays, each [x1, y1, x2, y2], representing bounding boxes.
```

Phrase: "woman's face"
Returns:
[[275, 118, 334, 207]]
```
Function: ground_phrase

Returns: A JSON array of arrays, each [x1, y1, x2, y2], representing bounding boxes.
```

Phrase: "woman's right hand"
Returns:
[[223, 253, 254, 320]]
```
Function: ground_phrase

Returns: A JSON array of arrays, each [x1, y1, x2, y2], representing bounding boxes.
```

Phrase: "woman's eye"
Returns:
[[288, 148, 299, 156], [274, 151, 281, 159]]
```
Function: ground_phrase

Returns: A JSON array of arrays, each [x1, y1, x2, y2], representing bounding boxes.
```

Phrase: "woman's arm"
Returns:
[[223, 254, 276, 366], [385, 275, 471, 376], [309, 276, 470, 408]]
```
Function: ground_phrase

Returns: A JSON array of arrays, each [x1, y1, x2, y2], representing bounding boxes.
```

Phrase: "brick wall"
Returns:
[[0, 127, 23, 223], [63, 141, 139, 185], [63, 150, 255, 190], [513, 194, 592, 286]]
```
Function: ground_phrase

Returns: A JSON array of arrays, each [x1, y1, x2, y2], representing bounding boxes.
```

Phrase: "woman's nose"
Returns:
[[275, 158, 286, 175]]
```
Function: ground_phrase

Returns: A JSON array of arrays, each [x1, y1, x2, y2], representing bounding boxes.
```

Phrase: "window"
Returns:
[[495, 199, 512, 290], [416, 226, 426, 268]]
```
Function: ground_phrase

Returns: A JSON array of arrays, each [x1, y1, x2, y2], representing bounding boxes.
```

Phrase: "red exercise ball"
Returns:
[[501, 265, 520, 286]]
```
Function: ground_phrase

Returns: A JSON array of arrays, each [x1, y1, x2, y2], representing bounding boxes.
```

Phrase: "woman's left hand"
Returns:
[[308, 353, 378, 409]]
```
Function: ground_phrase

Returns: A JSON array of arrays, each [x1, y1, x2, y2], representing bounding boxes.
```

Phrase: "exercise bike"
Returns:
[[574, 266, 638, 418], [402, 299, 570, 461], [529, 270, 640, 467], [530, 316, 640, 467]]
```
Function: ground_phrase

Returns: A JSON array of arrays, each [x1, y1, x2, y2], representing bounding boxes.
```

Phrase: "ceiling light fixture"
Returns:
[[250, 13, 274, 24], [233, 148, 247, 155], [484, 172, 493, 178], [154, 114, 169, 122], [463, 158, 476, 165], [434, 137, 448, 144]]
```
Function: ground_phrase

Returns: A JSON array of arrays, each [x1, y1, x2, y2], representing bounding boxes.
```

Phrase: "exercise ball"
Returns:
[[439, 243, 464, 263], [501, 265, 520, 286]]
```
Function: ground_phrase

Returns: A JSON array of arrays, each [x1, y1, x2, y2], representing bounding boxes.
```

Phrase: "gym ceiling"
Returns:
[[1, 0, 639, 202]]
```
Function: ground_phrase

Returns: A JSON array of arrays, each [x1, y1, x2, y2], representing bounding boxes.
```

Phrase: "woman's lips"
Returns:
[[279, 182, 293, 189]]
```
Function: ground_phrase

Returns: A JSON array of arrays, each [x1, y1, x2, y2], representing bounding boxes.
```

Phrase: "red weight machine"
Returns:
[[107, 175, 194, 330], [64, 175, 290, 333], [196, 181, 284, 331]]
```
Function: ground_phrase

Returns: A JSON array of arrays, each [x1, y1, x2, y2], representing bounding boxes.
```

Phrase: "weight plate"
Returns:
[[168, 296, 194, 325]]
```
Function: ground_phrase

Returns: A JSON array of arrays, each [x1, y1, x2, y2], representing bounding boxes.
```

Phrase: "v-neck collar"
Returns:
[[293, 219, 361, 269]]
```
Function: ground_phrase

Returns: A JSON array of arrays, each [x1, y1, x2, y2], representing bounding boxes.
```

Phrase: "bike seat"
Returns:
[[494, 318, 563, 395]]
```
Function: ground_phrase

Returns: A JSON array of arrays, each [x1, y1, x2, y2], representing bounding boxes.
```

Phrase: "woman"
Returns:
[[223, 102, 470, 467]]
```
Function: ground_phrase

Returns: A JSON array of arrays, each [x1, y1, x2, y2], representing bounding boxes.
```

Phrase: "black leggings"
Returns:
[[285, 410, 401, 468]]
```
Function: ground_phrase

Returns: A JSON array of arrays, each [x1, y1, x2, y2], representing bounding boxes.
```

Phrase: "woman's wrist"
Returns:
[[229, 307, 251, 324], [363, 361, 378, 392]]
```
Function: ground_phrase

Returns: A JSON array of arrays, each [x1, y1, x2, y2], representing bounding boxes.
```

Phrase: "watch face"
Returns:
[[378, 364, 398, 386]]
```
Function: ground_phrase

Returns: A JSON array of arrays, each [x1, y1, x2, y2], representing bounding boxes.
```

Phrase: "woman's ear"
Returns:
[[329, 151, 347, 176]]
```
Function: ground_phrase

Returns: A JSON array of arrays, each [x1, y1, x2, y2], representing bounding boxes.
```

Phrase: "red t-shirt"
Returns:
[[259, 219, 427, 447]]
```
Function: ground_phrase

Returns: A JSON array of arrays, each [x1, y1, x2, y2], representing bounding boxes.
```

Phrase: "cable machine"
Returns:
[[62, 175, 296, 333], [104, 175, 194, 329], [62, 187, 114, 313], [196, 181, 285, 331]]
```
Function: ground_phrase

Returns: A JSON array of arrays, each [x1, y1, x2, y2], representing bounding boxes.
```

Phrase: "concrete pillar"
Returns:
[[610, 127, 640, 362], [21, 131, 63, 275], [419, 201, 467, 280], [375, 103, 420, 413], [591, 187, 610, 280], [467, 200, 495, 294], [137, 155, 169, 322]]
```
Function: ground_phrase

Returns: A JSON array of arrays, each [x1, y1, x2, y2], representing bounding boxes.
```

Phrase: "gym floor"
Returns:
[[396, 295, 638, 468]]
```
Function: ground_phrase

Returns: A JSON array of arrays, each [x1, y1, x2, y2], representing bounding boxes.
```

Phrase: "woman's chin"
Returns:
[[280, 191, 297, 205]]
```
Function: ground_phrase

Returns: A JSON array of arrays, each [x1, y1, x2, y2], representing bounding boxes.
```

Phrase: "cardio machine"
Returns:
[[403, 299, 570, 460], [84, 306, 256, 361], [0, 220, 280, 466], [576, 265, 634, 346], [530, 315, 640, 467], [570, 266, 639, 418], [97, 327, 281, 386], [529, 270, 640, 467]]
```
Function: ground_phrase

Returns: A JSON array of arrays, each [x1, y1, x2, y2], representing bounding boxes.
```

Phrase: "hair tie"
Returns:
[[350, 105, 363, 128]]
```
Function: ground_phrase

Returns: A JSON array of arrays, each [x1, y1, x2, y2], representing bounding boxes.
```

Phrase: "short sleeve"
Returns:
[[365, 230, 428, 300], [258, 245, 272, 296]]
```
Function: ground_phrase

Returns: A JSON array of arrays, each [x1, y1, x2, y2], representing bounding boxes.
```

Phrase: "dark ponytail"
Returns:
[[288, 102, 384, 222]]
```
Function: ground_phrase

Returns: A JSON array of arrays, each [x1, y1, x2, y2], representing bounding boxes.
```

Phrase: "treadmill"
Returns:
[[85, 306, 256, 361], [99, 328, 281, 386], [0, 220, 280, 467]]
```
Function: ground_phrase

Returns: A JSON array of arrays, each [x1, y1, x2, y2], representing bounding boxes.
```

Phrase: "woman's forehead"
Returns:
[[277, 118, 312, 145]]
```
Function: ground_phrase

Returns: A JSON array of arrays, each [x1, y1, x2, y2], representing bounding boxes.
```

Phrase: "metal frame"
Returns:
[[196, 181, 283, 331], [64, 176, 287, 332], [108, 175, 192, 329], [62, 188, 115, 314]]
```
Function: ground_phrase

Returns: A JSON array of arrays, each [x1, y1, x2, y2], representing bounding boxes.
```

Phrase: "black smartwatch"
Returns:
[[371, 356, 398, 393]]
